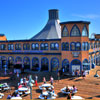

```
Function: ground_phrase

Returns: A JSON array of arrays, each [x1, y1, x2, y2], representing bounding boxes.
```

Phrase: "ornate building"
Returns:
[[0, 9, 99, 74]]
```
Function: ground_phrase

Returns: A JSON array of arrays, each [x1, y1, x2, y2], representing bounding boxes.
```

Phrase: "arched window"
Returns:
[[62, 26, 69, 37], [8, 56, 14, 68], [32, 43, 39, 50], [50, 43, 59, 50], [70, 42, 75, 51], [62, 59, 69, 72], [23, 57, 30, 69], [83, 59, 89, 71], [70, 25, 81, 37], [15, 57, 22, 69], [76, 42, 81, 51], [71, 59, 81, 72], [23, 43, 30, 50], [62, 42, 69, 51], [1, 56, 7, 68], [82, 26, 88, 36], [51, 57, 59, 71], [82, 42, 88, 51], [40, 43, 48, 50], [32, 57, 39, 71], [41, 57, 49, 71]]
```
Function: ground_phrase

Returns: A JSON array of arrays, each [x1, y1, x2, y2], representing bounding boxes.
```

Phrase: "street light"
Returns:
[[27, 75, 33, 99]]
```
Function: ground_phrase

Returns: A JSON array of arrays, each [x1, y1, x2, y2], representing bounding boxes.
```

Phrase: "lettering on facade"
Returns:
[[72, 52, 80, 57]]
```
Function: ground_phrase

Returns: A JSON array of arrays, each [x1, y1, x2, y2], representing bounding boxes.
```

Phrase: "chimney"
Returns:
[[49, 9, 59, 20]]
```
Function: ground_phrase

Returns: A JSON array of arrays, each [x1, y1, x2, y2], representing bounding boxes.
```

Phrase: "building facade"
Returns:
[[0, 9, 100, 74]]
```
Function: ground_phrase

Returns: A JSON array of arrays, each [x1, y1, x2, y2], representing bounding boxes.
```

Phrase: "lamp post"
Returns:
[[28, 75, 32, 99]]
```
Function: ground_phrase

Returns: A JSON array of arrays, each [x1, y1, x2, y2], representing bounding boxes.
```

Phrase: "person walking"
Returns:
[[50, 76, 54, 85], [43, 77, 46, 84], [35, 75, 38, 86], [57, 71, 60, 82]]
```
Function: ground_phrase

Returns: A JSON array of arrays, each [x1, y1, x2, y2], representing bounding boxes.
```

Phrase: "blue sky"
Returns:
[[0, 0, 99, 40]]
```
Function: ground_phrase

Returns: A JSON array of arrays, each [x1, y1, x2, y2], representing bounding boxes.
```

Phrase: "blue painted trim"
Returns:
[[41, 57, 49, 72], [70, 24, 81, 37], [70, 59, 81, 73], [32, 57, 39, 71], [0, 52, 61, 55], [51, 57, 59, 72], [62, 25, 69, 37], [0, 39, 61, 43]]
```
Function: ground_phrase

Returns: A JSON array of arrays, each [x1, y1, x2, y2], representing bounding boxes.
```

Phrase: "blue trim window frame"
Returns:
[[50, 43, 59, 50], [23, 43, 30, 50], [15, 43, 21, 50], [8, 44, 14, 50], [62, 25, 69, 37], [70, 42, 76, 51], [31, 43, 39, 50], [0, 44, 6, 50], [40, 43, 48, 50], [23, 57, 30, 65], [62, 42, 69, 51], [76, 42, 81, 51], [51, 57, 59, 72], [82, 59, 90, 70], [82, 42, 88, 51], [82, 25, 88, 37], [70, 25, 81, 37]]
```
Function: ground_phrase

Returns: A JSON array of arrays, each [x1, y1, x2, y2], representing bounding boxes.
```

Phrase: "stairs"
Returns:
[[87, 66, 100, 77]]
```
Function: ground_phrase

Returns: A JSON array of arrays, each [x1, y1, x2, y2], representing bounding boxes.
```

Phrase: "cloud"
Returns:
[[72, 14, 100, 19]]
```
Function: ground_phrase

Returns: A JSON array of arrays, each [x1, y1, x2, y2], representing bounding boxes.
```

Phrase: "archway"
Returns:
[[41, 57, 49, 71], [71, 59, 81, 73], [32, 57, 39, 71], [15, 57, 22, 69], [8, 56, 14, 68], [62, 59, 69, 72], [1, 56, 7, 68], [51, 57, 59, 72], [82, 59, 90, 71], [23, 57, 30, 70]]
